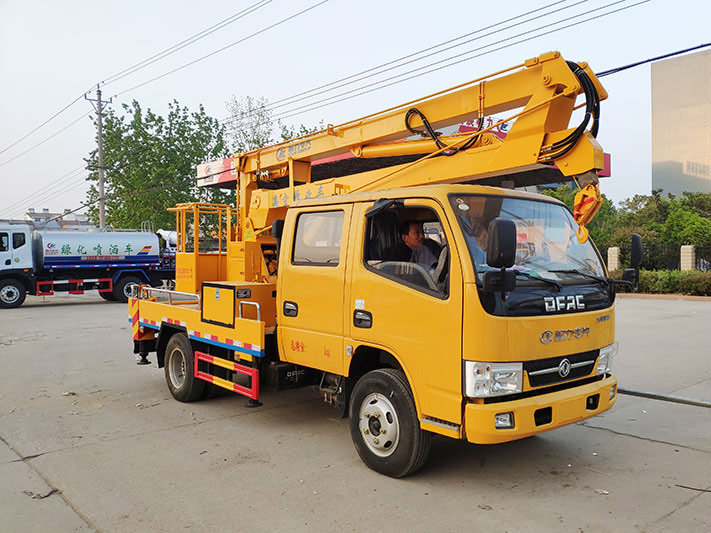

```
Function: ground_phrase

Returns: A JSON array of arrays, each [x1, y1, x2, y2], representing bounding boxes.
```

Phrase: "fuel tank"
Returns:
[[31, 230, 160, 270]]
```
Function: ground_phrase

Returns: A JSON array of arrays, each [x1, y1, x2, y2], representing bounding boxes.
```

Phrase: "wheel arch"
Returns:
[[0, 272, 33, 293], [156, 323, 188, 368], [346, 344, 422, 418]]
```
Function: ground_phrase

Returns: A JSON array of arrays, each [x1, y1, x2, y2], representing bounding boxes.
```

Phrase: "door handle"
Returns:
[[283, 301, 298, 317], [353, 310, 372, 329]]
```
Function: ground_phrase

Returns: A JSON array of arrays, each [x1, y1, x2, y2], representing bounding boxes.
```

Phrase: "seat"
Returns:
[[367, 211, 401, 261]]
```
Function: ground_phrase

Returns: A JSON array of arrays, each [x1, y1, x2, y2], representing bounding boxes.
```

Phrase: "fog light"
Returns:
[[494, 412, 514, 429], [609, 384, 616, 401]]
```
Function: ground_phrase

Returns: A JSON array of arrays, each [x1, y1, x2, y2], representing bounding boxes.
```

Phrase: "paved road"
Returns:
[[1, 294, 709, 532]]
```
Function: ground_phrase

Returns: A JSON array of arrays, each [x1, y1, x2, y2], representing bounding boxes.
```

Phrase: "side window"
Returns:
[[13, 233, 26, 249], [364, 206, 448, 297], [0, 233, 8, 252], [292, 210, 344, 266]]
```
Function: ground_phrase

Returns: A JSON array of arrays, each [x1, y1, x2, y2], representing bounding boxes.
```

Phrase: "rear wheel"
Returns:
[[0, 279, 26, 309], [164, 333, 204, 402], [349, 368, 431, 478], [113, 276, 142, 303]]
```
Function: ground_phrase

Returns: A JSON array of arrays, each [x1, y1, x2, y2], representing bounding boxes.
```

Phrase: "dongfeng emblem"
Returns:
[[558, 358, 571, 378]]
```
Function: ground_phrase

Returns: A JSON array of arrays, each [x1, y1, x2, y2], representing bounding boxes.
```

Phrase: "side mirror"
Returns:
[[615, 234, 643, 292], [630, 233, 643, 268], [486, 218, 516, 269]]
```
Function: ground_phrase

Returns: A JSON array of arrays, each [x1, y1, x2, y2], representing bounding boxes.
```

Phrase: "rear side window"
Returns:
[[292, 211, 344, 266], [0, 233, 8, 252], [13, 233, 26, 249]]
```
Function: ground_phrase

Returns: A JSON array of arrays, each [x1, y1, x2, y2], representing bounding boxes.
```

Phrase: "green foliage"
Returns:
[[544, 186, 711, 253], [85, 100, 231, 230], [609, 269, 711, 296], [661, 205, 711, 246], [541, 184, 617, 249]]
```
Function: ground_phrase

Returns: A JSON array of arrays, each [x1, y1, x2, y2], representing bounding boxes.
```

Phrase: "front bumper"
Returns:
[[464, 376, 617, 444]]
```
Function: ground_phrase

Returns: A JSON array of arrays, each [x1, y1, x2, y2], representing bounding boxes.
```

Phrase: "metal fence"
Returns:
[[696, 245, 711, 272], [618, 243, 680, 271]]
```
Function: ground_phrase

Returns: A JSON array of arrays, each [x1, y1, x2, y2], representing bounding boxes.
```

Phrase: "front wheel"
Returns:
[[349, 368, 431, 478], [0, 279, 27, 309], [164, 333, 204, 402]]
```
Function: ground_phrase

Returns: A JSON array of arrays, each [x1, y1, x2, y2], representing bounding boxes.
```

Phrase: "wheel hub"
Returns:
[[1, 285, 19, 304], [169, 349, 186, 388], [359, 392, 400, 457]]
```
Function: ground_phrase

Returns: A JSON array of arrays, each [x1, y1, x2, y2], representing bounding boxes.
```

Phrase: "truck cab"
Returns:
[[0, 224, 33, 307], [276, 185, 617, 473]]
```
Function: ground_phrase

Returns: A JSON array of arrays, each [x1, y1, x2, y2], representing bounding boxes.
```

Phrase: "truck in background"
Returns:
[[0, 224, 175, 308]]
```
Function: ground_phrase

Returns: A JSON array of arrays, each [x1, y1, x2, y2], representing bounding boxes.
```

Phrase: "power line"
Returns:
[[113, 0, 329, 97], [270, 0, 646, 122], [101, 0, 273, 88], [0, 111, 92, 168], [245, 0, 586, 118], [2, 174, 90, 220], [0, 165, 87, 217], [0, 94, 86, 156], [0, 1, 273, 157], [597, 41, 711, 76], [220, 0, 635, 126]]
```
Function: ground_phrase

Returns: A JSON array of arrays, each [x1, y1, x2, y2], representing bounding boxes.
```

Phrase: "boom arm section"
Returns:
[[231, 51, 606, 241]]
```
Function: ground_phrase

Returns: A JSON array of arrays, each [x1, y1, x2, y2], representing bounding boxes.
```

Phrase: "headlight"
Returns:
[[464, 361, 523, 398], [596, 342, 618, 375]]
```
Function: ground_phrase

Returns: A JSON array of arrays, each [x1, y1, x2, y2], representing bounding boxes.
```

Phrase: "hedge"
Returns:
[[608, 269, 711, 296]]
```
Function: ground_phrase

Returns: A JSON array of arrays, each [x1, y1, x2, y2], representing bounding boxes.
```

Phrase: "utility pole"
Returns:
[[86, 85, 112, 229]]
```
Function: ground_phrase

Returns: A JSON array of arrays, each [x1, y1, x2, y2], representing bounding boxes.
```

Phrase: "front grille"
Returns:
[[524, 349, 598, 387]]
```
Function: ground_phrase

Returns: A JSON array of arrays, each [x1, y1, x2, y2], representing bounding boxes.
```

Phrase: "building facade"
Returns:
[[652, 49, 711, 196]]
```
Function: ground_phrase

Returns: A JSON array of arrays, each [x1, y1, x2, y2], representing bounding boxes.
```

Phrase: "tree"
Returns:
[[225, 95, 324, 152], [541, 183, 618, 249], [85, 100, 231, 230], [661, 205, 711, 246]]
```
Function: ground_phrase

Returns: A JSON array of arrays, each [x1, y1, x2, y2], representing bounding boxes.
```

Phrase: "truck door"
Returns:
[[277, 206, 352, 375], [10, 228, 32, 269], [0, 230, 10, 271], [346, 199, 464, 426]]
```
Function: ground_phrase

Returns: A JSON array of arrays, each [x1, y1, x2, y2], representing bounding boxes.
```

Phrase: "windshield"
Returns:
[[450, 194, 605, 283]]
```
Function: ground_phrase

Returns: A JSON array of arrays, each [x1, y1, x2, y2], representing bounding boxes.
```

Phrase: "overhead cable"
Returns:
[[259, 0, 582, 113], [597, 41, 711, 76], [101, 0, 273, 87], [113, 0, 329, 97], [271, 0, 648, 122], [0, 112, 92, 168]]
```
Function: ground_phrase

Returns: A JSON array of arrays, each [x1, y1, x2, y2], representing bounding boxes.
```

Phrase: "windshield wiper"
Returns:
[[514, 270, 562, 290], [549, 269, 608, 285]]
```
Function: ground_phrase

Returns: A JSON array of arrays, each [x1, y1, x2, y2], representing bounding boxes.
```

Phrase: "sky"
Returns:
[[1, 0, 709, 221]]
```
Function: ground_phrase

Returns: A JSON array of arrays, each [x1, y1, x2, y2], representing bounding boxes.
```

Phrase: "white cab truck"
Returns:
[[0, 224, 175, 308]]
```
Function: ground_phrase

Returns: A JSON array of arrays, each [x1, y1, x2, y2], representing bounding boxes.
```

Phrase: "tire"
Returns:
[[164, 333, 205, 402], [113, 275, 142, 303], [0, 278, 27, 309], [99, 291, 117, 301], [349, 368, 431, 478]]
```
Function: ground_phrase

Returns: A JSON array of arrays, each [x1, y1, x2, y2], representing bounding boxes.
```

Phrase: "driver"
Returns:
[[399, 221, 439, 267]]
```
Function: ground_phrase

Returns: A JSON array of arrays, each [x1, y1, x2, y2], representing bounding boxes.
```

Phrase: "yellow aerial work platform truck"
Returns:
[[129, 52, 642, 477]]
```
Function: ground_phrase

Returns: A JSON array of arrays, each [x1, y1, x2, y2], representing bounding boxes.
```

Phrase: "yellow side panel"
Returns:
[[137, 299, 265, 361], [175, 252, 197, 293], [202, 284, 235, 327]]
